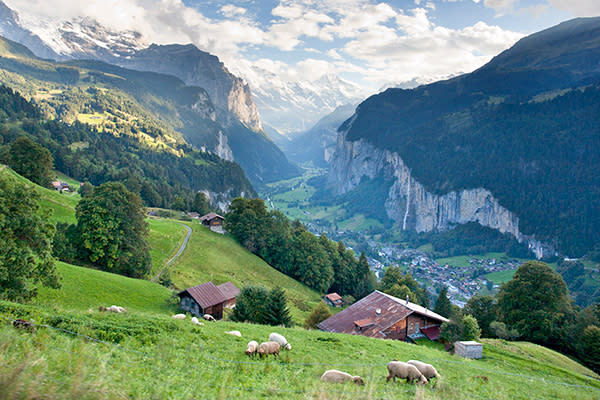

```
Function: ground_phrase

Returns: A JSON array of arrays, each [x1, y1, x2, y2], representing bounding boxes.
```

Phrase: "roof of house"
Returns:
[[317, 290, 448, 338], [324, 293, 342, 302], [216, 282, 240, 301], [178, 282, 227, 309], [199, 212, 225, 222], [421, 325, 442, 341]]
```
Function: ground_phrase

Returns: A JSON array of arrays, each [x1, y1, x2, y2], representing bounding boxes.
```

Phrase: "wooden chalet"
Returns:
[[324, 292, 343, 307], [199, 212, 225, 234], [177, 282, 227, 320], [216, 282, 240, 308], [317, 291, 449, 341]]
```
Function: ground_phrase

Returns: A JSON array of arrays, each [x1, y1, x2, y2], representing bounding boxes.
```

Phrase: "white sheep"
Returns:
[[386, 361, 428, 384], [106, 305, 126, 313], [258, 341, 280, 357], [320, 369, 365, 385], [190, 317, 204, 326], [203, 314, 216, 321], [226, 330, 242, 337], [245, 340, 258, 356], [407, 360, 441, 379], [269, 332, 291, 350], [172, 313, 186, 320]]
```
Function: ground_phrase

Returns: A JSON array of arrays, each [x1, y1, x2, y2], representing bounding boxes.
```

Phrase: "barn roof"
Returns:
[[178, 282, 227, 309], [317, 290, 448, 338], [216, 282, 240, 301], [421, 325, 442, 341], [324, 293, 342, 302], [199, 212, 225, 222]]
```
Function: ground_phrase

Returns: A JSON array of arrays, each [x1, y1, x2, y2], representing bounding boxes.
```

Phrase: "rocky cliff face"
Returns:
[[328, 127, 554, 258], [118, 44, 262, 132]]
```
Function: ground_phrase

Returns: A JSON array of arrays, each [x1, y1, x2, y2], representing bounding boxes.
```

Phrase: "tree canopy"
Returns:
[[0, 171, 59, 301], [231, 286, 292, 327], [497, 261, 573, 345], [75, 182, 151, 278], [7, 136, 53, 188], [433, 286, 453, 318]]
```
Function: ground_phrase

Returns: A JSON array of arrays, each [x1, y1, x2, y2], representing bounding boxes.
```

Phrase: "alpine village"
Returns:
[[0, 1, 599, 399]]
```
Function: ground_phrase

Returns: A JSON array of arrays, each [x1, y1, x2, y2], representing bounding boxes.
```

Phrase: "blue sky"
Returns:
[[6, 0, 599, 92]]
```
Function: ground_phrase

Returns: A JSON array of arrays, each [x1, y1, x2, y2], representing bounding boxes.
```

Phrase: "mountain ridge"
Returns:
[[328, 17, 600, 257]]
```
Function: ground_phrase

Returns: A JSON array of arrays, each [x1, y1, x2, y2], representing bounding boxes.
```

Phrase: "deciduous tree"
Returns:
[[0, 172, 59, 301], [75, 182, 151, 278]]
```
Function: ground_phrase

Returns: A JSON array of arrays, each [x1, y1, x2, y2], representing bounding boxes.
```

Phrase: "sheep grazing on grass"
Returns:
[[203, 314, 216, 321], [407, 360, 441, 379], [386, 361, 428, 385], [258, 341, 280, 358], [190, 317, 204, 326], [320, 370, 365, 386], [99, 305, 126, 313], [226, 330, 242, 337], [245, 340, 258, 356], [268, 332, 291, 350], [172, 314, 186, 320]]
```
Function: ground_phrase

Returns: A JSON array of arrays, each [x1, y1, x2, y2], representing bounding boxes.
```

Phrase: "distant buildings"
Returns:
[[199, 212, 225, 234]]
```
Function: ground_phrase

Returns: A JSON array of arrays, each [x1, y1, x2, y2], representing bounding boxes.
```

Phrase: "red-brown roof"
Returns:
[[216, 282, 240, 301], [354, 318, 375, 328], [421, 326, 441, 341], [178, 282, 227, 309], [325, 293, 342, 302], [199, 212, 225, 222], [317, 291, 448, 339]]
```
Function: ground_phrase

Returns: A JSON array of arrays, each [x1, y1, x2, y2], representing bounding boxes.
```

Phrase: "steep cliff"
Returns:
[[117, 44, 263, 133], [328, 128, 554, 259]]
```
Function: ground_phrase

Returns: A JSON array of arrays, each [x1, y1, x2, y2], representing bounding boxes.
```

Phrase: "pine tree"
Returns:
[[264, 287, 292, 327], [433, 286, 453, 318]]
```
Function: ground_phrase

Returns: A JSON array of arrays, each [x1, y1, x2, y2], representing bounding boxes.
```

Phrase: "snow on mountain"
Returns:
[[243, 66, 368, 134]]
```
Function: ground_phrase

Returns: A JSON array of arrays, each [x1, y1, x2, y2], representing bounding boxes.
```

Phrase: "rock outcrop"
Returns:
[[328, 127, 554, 258]]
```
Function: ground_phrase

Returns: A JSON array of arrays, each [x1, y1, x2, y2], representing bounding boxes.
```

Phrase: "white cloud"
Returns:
[[483, 0, 519, 14], [547, 0, 600, 16], [220, 5, 247, 18]]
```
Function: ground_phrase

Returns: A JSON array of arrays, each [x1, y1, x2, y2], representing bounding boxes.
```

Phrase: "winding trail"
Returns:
[[152, 222, 192, 282]]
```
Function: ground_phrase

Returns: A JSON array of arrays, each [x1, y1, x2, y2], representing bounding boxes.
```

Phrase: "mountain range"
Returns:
[[0, 0, 298, 186], [328, 17, 600, 258]]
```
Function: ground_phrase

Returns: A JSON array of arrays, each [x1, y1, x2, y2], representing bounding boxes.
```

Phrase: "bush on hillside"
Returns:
[[304, 302, 332, 329]]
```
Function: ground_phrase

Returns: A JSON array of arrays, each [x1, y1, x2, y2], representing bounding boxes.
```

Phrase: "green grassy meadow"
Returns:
[[1, 301, 598, 400], [33, 261, 174, 315], [147, 218, 188, 276], [485, 269, 517, 285]]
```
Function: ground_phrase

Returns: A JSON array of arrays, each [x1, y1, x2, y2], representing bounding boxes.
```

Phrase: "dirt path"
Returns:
[[152, 222, 192, 282]]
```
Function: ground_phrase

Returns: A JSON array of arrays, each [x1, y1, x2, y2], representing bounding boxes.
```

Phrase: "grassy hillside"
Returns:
[[33, 261, 174, 315], [168, 223, 322, 322], [1, 301, 598, 400]]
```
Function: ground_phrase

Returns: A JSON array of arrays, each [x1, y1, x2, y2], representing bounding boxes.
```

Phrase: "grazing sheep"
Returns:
[[407, 360, 441, 379], [226, 330, 242, 337], [245, 340, 258, 356], [107, 305, 127, 313], [172, 313, 186, 320], [203, 314, 216, 321], [190, 317, 204, 326], [99, 306, 107, 312], [269, 332, 291, 350], [320, 370, 365, 385], [258, 341, 280, 358], [386, 361, 428, 385]]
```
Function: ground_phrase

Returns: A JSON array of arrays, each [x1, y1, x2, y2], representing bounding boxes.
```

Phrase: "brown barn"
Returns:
[[317, 291, 448, 341], [216, 282, 240, 308], [324, 292, 343, 307], [177, 282, 227, 320], [199, 213, 225, 233]]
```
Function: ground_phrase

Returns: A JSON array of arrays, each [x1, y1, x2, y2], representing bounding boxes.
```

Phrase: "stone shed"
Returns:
[[455, 341, 483, 359]]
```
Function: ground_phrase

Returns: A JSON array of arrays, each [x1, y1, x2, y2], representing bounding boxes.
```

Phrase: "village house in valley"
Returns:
[[317, 291, 448, 341], [177, 281, 239, 320], [199, 212, 225, 234]]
